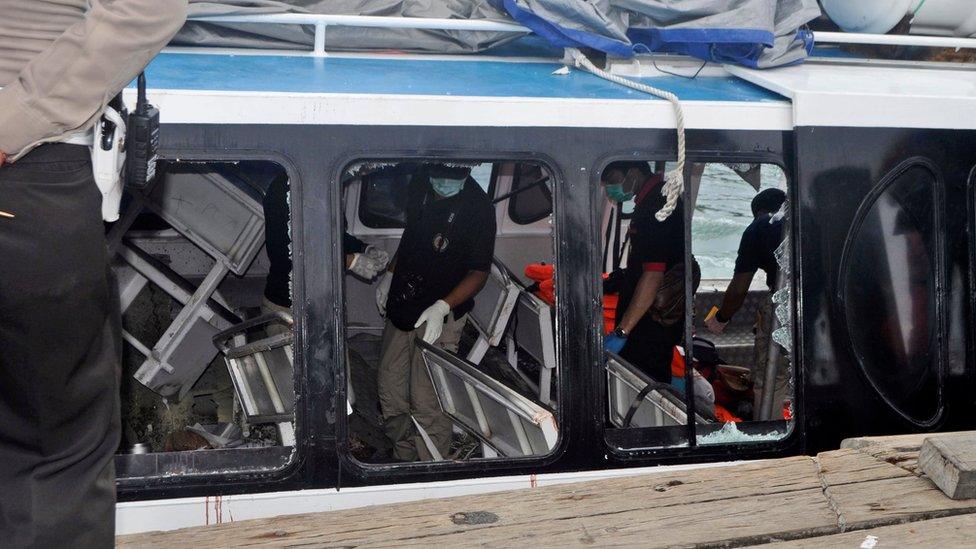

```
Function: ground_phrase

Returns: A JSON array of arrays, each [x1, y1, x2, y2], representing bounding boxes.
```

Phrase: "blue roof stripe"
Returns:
[[141, 53, 785, 103]]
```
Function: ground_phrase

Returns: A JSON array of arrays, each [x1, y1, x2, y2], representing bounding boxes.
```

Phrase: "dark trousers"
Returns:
[[0, 144, 120, 548], [619, 315, 683, 383]]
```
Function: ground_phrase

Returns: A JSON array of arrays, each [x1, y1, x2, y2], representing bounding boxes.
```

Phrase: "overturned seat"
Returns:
[[212, 312, 296, 446], [109, 164, 266, 401], [507, 289, 557, 406], [606, 352, 710, 429], [419, 340, 557, 459], [465, 259, 520, 365]]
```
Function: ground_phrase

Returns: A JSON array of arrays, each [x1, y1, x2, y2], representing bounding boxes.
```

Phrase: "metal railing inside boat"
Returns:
[[187, 13, 530, 57]]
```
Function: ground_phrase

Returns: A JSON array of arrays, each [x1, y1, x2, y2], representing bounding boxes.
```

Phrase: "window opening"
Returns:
[[111, 160, 297, 479], [602, 161, 793, 451], [343, 159, 558, 465], [508, 163, 553, 225]]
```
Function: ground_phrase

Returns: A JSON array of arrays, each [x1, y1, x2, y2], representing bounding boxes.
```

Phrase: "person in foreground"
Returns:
[[0, 1, 187, 546], [375, 163, 495, 461]]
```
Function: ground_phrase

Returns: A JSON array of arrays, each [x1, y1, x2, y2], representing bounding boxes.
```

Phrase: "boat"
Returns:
[[108, 1, 976, 534]]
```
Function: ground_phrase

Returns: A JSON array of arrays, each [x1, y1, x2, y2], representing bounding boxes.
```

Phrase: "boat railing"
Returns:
[[185, 14, 976, 61]]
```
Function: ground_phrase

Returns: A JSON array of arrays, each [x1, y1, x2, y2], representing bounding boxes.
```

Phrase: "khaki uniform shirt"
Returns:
[[0, 0, 187, 161]]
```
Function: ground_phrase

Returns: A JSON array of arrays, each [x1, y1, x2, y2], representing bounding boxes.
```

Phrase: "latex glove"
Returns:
[[705, 313, 728, 335], [604, 333, 627, 354], [349, 252, 384, 280], [414, 300, 451, 344], [364, 245, 390, 271], [375, 272, 393, 317]]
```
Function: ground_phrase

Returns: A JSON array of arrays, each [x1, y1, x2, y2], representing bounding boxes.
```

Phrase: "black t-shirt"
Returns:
[[734, 213, 783, 289], [616, 174, 685, 322], [387, 178, 496, 331]]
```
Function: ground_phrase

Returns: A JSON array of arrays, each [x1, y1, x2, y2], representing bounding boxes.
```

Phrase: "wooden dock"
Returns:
[[118, 432, 976, 547]]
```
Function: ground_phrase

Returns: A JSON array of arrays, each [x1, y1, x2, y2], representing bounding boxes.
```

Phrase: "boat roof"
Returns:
[[135, 46, 976, 131]]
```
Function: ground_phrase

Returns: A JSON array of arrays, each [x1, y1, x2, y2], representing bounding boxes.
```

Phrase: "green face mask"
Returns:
[[430, 178, 464, 198], [606, 183, 634, 203]]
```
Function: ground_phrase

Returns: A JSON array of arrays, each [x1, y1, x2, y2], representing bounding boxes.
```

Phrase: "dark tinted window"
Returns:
[[842, 163, 942, 424], [358, 164, 418, 228], [509, 163, 553, 224], [359, 163, 494, 228]]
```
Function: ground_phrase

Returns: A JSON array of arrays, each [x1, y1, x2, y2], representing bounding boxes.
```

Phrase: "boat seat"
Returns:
[[108, 164, 266, 401], [465, 259, 520, 365], [419, 340, 558, 459], [212, 312, 297, 446], [606, 352, 711, 429], [507, 288, 557, 406]]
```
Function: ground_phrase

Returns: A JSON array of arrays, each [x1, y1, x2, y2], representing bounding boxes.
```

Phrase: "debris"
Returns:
[[860, 534, 879, 548], [552, 66, 571, 76]]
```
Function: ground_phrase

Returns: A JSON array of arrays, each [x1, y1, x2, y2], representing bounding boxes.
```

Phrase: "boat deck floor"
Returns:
[[118, 431, 976, 547]]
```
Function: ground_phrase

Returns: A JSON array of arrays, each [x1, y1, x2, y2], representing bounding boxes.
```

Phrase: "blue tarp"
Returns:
[[498, 0, 821, 68]]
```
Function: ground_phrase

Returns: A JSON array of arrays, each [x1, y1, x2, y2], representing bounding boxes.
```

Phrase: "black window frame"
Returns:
[[598, 155, 798, 457], [338, 154, 567, 477]]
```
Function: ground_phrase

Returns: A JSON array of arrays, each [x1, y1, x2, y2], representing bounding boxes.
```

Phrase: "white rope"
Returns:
[[566, 48, 686, 222]]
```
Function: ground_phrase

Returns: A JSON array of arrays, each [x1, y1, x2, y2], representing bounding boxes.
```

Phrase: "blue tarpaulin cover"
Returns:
[[184, 0, 821, 68]]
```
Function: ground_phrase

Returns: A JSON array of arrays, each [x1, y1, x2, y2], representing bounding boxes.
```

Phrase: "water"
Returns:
[[692, 164, 786, 280]]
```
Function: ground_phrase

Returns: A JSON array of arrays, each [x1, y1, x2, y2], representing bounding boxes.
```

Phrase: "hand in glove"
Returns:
[[604, 333, 627, 354], [414, 300, 451, 344], [375, 272, 393, 317], [364, 245, 390, 271], [349, 252, 383, 280]]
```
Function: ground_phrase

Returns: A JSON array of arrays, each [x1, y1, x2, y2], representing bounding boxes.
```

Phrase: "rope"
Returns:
[[566, 48, 686, 222]]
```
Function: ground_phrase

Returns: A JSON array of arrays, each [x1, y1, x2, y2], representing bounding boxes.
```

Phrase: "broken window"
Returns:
[[343, 159, 559, 464], [601, 161, 794, 451], [112, 160, 296, 478]]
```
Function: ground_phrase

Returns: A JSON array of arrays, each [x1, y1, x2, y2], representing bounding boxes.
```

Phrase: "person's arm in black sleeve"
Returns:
[[716, 225, 760, 322], [443, 197, 496, 309]]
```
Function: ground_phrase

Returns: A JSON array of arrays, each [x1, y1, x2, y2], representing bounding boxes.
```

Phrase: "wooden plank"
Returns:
[[122, 488, 837, 548], [119, 457, 832, 548], [829, 474, 976, 528], [816, 448, 913, 486], [118, 434, 976, 548], [919, 435, 976, 499], [759, 513, 976, 548]]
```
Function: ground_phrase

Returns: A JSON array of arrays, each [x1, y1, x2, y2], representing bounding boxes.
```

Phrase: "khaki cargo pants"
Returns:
[[753, 295, 792, 419], [378, 313, 465, 461]]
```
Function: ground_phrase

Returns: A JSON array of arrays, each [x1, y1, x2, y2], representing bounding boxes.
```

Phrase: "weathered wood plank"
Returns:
[[119, 457, 829, 548], [919, 435, 976, 500], [758, 513, 976, 548], [118, 433, 976, 548], [829, 474, 976, 528], [816, 448, 913, 486]]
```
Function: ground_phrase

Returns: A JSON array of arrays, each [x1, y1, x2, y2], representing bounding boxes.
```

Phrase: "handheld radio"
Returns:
[[125, 73, 160, 189]]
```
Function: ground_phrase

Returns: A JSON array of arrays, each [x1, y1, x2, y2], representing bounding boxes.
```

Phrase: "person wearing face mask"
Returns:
[[603, 161, 697, 383], [374, 163, 496, 461]]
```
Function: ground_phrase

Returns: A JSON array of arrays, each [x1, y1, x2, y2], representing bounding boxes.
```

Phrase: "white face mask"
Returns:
[[430, 177, 464, 197]]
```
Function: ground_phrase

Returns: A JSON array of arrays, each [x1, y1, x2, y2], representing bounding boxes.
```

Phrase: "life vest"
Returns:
[[670, 346, 742, 423]]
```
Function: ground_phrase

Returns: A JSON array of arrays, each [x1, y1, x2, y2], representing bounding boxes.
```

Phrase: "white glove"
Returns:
[[375, 272, 393, 317], [705, 313, 728, 335], [414, 299, 451, 344], [364, 245, 390, 271], [349, 252, 383, 280]]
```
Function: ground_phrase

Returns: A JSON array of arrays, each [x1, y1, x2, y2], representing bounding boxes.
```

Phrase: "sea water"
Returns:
[[692, 164, 786, 280]]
